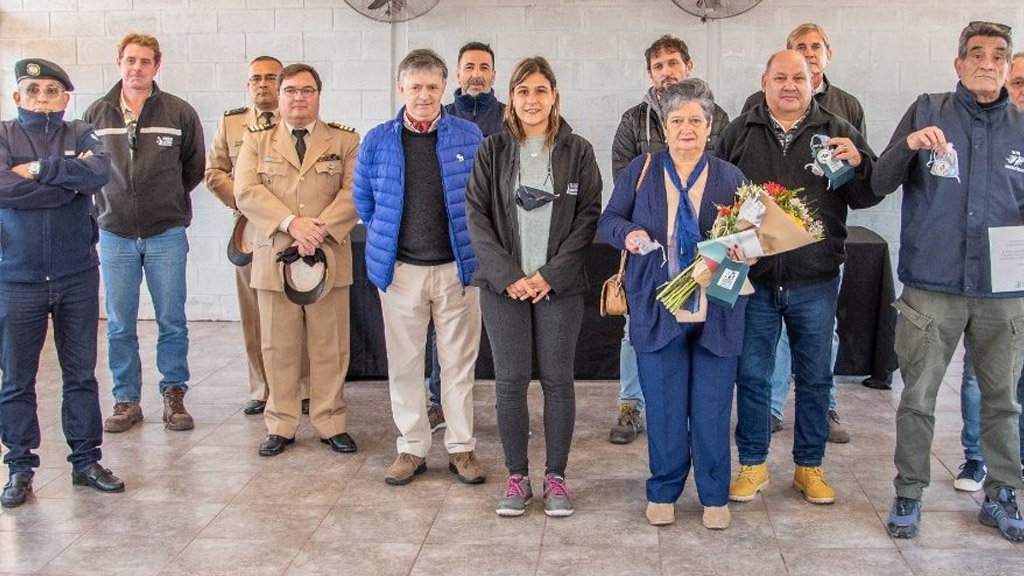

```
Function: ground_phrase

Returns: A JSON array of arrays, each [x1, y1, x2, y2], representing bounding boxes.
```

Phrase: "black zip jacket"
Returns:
[[466, 120, 602, 297], [715, 99, 880, 289], [83, 81, 204, 239]]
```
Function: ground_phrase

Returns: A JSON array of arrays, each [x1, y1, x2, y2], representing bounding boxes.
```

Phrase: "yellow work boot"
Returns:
[[729, 464, 769, 502], [793, 465, 836, 504]]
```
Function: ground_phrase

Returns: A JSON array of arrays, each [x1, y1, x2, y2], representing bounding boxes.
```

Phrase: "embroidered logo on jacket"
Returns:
[[566, 183, 579, 196], [1005, 150, 1024, 174], [156, 136, 174, 147]]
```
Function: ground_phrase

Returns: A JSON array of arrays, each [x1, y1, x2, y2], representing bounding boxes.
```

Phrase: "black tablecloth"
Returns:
[[347, 225, 622, 380], [348, 224, 897, 381], [834, 226, 899, 381]]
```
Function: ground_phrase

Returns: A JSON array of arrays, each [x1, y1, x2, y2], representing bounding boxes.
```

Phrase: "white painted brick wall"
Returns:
[[1, 0, 1022, 320]]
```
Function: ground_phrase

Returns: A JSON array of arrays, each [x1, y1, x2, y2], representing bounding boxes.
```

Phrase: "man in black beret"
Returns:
[[0, 58, 124, 508]]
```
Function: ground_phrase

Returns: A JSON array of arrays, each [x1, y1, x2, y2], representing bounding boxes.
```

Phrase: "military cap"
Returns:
[[15, 58, 74, 92]]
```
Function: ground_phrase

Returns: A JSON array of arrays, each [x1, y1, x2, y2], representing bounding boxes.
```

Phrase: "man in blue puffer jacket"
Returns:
[[0, 59, 124, 509], [353, 49, 486, 487]]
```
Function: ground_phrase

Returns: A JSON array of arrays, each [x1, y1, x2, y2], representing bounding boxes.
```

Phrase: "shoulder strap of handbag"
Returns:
[[617, 152, 653, 277]]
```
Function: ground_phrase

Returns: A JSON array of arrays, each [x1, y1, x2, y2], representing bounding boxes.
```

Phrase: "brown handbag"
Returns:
[[600, 153, 652, 317]]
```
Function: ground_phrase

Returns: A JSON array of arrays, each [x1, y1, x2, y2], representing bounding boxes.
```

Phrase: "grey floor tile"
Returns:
[[783, 548, 914, 576], [311, 505, 437, 544], [542, 508, 659, 548], [38, 534, 192, 576], [411, 544, 540, 576], [195, 501, 331, 544], [128, 470, 255, 503], [658, 506, 778, 552], [660, 547, 787, 576], [0, 531, 80, 574], [85, 499, 225, 539], [234, 471, 347, 506], [0, 496, 125, 534], [902, 547, 1024, 576], [771, 508, 894, 550], [425, 504, 546, 546], [158, 538, 302, 576], [286, 541, 420, 576], [536, 545, 661, 576]]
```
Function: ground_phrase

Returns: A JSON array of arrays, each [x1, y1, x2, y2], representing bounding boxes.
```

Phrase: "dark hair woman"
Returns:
[[466, 56, 602, 518]]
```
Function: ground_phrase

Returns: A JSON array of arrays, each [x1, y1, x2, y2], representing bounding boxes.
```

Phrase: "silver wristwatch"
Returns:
[[27, 161, 41, 176]]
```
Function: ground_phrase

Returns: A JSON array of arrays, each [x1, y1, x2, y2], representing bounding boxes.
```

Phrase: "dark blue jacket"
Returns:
[[353, 107, 483, 290], [873, 83, 1024, 297], [599, 151, 748, 356], [0, 109, 110, 283], [444, 89, 506, 137]]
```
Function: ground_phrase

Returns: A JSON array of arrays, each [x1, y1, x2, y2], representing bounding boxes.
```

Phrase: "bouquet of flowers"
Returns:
[[656, 181, 824, 313]]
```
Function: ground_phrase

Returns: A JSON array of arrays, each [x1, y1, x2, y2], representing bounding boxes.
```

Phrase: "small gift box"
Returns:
[[706, 258, 750, 309]]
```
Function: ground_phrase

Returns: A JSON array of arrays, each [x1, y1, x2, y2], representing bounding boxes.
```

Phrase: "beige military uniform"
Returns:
[[205, 107, 311, 404], [234, 119, 360, 439]]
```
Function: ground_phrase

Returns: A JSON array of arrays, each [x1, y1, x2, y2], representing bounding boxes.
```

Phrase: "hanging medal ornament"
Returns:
[[631, 237, 668, 266], [927, 143, 961, 183], [805, 134, 854, 189]]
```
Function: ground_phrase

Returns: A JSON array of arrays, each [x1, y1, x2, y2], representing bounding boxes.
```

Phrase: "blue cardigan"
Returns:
[[598, 151, 748, 356], [353, 107, 483, 290]]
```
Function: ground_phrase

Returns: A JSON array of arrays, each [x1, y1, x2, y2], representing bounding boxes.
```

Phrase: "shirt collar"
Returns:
[[284, 119, 316, 135], [403, 109, 441, 133]]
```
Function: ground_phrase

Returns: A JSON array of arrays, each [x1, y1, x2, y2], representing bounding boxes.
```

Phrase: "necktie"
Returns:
[[259, 111, 273, 127], [293, 128, 308, 164]]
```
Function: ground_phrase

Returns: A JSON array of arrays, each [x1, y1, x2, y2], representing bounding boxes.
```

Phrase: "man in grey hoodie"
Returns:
[[607, 34, 729, 445]]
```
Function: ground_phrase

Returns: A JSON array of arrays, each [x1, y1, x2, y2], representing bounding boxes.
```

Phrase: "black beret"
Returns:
[[15, 58, 74, 92]]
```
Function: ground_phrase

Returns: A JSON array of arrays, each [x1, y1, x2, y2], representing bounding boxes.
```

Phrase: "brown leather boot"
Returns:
[[104, 402, 143, 433], [162, 386, 194, 431]]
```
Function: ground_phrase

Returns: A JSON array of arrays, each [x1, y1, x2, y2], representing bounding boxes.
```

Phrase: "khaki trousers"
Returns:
[[257, 286, 350, 439], [236, 263, 309, 402], [380, 261, 480, 457], [893, 286, 1024, 500]]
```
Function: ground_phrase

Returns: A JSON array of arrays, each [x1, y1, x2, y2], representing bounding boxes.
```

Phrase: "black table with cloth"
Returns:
[[346, 224, 896, 382]]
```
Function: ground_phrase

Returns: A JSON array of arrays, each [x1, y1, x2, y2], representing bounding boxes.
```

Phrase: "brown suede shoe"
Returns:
[[448, 450, 485, 484], [162, 386, 194, 431], [104, 402, 143, 433], [384, 453, 426, 486]]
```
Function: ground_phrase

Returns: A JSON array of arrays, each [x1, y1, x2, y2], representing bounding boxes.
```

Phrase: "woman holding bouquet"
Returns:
[[598, 79, 748, 529], [466, 57, 601, 518]]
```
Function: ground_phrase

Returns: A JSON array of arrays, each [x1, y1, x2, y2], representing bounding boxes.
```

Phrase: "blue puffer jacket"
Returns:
[[353, 107, 483, 290]]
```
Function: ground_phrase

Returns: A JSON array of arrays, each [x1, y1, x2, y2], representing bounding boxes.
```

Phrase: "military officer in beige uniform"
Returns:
[[234, 63, 360, 456], [206, 56, 312, 417]]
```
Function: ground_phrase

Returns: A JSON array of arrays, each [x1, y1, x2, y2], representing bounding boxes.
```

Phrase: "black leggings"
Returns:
[[481, 290, 584, 477]]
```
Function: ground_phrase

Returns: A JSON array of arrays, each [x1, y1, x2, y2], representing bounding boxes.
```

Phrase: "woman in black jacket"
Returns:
[[465, 56, 601, 518]]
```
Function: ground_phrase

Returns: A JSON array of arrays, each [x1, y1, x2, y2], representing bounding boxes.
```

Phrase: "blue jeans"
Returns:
[[0, 269, 103, 473], [427, 321, 441, 406], [769, 320, 839, 418], [637, 326, 735, 505], [735, 277, 840, 467], [100, 227, 189, 403], [960, 343, 1024, 463], [771, 266, 842, 418], [618, 318, 644, 413]]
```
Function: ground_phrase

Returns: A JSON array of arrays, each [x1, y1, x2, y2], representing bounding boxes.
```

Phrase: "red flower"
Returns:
[[718, 206, 731, 216], [764, 181, 785, 198]]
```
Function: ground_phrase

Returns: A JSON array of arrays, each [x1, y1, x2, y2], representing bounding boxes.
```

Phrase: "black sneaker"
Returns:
[[954, 459, 986, 492]]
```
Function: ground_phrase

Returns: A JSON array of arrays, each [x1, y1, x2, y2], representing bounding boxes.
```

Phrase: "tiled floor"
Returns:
[[2, 320, 1023, 575]]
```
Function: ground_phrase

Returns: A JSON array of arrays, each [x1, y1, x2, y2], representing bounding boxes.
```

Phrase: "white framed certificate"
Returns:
[[988, 226, 1024, 292]]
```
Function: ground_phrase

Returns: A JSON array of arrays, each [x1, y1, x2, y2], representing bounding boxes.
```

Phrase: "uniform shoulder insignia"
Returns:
[[327, 122, 356, 133], [246, 123, 275, 133], [224, 107, 248, 117]]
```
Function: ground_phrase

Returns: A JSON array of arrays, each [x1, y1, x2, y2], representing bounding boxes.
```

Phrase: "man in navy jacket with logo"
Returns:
[[0, 58, 123, 508], [874, 21, 1024, 543]]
